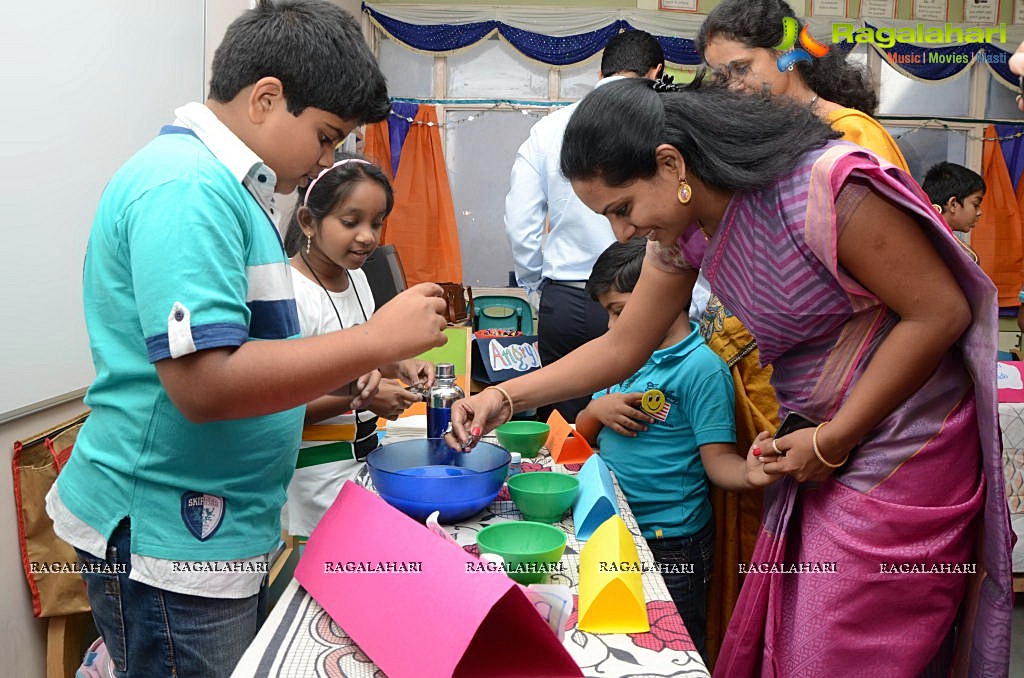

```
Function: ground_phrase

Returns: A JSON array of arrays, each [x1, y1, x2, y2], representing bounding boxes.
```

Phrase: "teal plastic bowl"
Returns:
[[507, 472, 579, 523], [495, 420, 551, 458], [475, 521, 567, 584]]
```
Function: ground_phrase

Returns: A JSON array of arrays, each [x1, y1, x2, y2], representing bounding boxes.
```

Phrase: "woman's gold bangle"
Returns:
[[484, 386, 515, 424], [812, 422, 848, 469]]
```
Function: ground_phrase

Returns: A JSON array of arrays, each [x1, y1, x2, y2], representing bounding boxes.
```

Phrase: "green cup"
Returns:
[[495, 420, 551, 458], [475, 521, 567, 584], [507, 471, 579, 523]]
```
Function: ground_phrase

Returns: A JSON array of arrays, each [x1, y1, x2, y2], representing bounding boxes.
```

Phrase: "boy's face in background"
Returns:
[[261, 103, 358, 195], [596, 289, 631, 331], [945, 190, 984, 233]]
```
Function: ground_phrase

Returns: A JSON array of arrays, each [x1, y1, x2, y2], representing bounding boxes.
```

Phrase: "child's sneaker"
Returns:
[[76, 637, 115, 678]]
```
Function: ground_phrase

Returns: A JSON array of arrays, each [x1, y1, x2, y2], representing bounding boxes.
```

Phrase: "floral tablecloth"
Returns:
[[232, 444, 710, 678], [999, 402, 1024, 572]]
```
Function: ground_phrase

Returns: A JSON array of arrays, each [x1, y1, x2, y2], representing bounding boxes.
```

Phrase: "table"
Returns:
[[998, 402, 1024, 577], [232, 446, 710, 678]]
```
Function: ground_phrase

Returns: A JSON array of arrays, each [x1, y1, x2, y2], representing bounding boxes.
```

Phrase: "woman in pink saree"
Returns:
[[449, 78, 1012, 677]]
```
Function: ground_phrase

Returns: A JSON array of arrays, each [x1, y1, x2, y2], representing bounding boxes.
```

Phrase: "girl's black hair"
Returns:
[[561, 78, 839, 192], [695, 0, 878, 115], [283, 153, 394, 257]]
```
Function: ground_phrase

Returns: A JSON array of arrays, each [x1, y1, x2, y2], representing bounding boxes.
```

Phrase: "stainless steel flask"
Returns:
[[426, 363, 464, 439]]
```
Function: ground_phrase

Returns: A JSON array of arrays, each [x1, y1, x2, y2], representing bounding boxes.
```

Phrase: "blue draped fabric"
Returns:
[[997, 124, 1024, 192], [655, 35, 702, 67], [363, 4, 702, 68], [874, 46, 1014, 87], [986, 48, 1017, 88], [370, 10, 493, 51], [364, 7, 1016, 88], [864, 24, 1015, 86], [388, 101, 418, 177], [498, 23, 625, 66], [877, 42, 978, 80]]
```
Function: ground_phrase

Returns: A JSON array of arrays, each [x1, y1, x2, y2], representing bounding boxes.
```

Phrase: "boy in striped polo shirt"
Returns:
[[46, 3, 447, 676]]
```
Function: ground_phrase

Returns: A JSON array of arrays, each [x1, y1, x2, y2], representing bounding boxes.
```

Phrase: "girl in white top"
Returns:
[[285, 156, 434, 537]]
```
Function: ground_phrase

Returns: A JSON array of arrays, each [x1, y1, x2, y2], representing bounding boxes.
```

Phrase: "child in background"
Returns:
[[283, 155, 434, 538], [922, 161, 986, 262], [574, 238, 775, 662], [46, 2, 448, 676]]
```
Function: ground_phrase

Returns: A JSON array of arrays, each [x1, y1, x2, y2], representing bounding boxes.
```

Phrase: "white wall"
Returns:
[[0, 1, 251, 673], [0, 0, 505, 662]]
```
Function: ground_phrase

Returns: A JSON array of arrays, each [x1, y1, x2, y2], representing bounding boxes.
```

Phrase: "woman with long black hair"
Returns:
[[450, 78, 1011, 677]]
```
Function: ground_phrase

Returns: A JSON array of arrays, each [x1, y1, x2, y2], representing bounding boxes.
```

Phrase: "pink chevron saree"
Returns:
[[652, 142, 1012, 677]]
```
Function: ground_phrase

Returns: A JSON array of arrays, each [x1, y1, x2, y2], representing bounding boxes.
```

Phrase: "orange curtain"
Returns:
[[1016, 167, 1024, 296], [379, 105, 463, 285], [973, 124, 1024, 306], [362, 121, 393, 180]]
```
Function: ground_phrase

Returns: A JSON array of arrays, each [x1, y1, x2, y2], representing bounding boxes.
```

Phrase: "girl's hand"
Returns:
[[584, 392, 653, 437], [396, 359, 435, 391], [332, 369, 382, 410], [368, 379, 421, 420], [755, 426, 837, 483], [447, 390, 510, 450]]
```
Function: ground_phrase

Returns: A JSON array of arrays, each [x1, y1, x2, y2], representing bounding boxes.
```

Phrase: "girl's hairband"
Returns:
[[303, 158, 372, 207]]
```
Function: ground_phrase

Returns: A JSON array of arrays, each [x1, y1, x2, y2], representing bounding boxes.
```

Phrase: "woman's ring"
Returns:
[[771, 438, 783, 455]]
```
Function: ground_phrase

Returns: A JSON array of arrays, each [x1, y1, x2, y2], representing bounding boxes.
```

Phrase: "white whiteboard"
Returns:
[[0, 1, 207, 421]]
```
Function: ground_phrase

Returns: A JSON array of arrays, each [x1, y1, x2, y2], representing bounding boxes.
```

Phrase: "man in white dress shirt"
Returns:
[[503, 30, 665, 421]]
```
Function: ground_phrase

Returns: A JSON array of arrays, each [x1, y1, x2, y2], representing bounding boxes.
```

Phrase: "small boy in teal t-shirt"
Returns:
[[576, 238, 774, 661]]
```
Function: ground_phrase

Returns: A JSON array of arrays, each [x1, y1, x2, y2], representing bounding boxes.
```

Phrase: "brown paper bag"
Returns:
[[12, 412, 91, 617]]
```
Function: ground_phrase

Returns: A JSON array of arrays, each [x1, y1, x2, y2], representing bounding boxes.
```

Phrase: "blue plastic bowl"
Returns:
[[366, 438, 510, 523]]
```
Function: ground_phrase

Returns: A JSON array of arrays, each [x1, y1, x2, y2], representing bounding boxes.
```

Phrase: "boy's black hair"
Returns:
[[283, 153, 394, 257], [209, 0, 390, 124], [921, 162, 986, 207], [586, 238, 648, 301], [600, 30, 666, 79]]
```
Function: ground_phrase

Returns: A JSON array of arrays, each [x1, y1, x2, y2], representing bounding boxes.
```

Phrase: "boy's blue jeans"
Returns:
[[74, 519, 267, 678], [646, 519, 714, 663]]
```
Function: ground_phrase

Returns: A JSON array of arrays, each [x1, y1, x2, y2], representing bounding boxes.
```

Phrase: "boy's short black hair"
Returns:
[[600, 30, 665, 78], [921, 162, 986, 206], [209, 0, 390, 124], [586, 238, 648, 301]]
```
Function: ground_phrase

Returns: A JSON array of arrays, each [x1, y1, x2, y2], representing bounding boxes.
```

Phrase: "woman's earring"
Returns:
[[677, 179, 693, 205], [305, 235, 312, 256]]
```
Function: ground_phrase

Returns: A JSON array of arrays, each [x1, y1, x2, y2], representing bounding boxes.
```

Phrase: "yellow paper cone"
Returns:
[[577, 515, 649, 633]]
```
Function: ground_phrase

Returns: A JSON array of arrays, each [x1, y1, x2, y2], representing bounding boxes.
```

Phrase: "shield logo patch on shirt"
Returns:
[[181, 491, 225, 541]]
